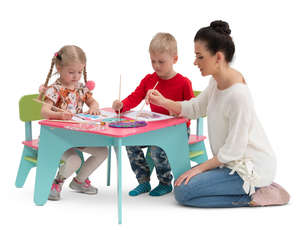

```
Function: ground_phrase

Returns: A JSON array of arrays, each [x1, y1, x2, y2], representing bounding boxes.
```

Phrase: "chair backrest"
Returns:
[[19, 94, 42, 141], [193, 90, 201, 97], [19, 94, 42, 122], [193, 90, 204, 136]]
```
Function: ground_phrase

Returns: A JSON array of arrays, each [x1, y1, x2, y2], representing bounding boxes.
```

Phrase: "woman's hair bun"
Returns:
[[210, 20, 231, 36]]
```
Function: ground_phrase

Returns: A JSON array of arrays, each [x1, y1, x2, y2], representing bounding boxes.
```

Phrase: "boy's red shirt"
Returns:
[[121, 72, 194, 126]]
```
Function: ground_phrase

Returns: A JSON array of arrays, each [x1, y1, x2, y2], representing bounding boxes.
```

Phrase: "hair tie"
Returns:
[[86, 80, 95, 91], [54, 52, 62, 60]]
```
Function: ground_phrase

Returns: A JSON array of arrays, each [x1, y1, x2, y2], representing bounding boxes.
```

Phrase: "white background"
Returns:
[[1, 0, 299, 229]]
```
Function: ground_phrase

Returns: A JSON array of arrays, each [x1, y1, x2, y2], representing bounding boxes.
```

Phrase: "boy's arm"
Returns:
[[183, 78, 194, 100], [121, 78, 147, 112]]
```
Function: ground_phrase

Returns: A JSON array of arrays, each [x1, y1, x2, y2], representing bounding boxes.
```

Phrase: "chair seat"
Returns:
[[22, 139, 39, 150], [188, 134, 206, 145]]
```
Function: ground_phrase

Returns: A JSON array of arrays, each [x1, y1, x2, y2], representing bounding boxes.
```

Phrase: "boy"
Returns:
[[112, 33, 194, 196]]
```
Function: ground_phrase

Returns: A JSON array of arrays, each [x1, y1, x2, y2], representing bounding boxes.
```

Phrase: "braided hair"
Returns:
[[39, 45, 87, 99]]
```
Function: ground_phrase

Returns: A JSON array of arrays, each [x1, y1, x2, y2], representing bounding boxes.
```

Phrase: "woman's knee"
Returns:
[[174, 185, 189, 205]]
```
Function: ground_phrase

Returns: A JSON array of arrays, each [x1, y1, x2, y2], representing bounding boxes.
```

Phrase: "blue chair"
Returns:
[[106, 90, 208, 185], [15, 94, 85, 189]]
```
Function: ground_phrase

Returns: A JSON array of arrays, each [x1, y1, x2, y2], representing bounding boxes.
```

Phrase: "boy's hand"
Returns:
[[112, 100, 123, 112]]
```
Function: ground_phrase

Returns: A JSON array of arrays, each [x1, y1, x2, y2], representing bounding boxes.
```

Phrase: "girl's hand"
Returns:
[[174, 166, 202, 186], [145, 89, 166, 106], [112, 100, 123, 112], [39, 84, 47, 94], [59, 111, 73, 120], [86, 107, 100, 115]]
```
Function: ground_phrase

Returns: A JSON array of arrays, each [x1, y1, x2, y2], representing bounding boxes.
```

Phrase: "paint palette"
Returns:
[[109, 120, 147, 128]]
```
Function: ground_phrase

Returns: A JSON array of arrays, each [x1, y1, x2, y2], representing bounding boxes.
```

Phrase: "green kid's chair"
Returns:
[[186, 90, 208, 164], [15, 94, 85, 189]]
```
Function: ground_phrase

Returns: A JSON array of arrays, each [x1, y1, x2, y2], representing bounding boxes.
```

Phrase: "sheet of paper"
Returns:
[[123, 110, 173, 121], [72, 110, 116, 121]]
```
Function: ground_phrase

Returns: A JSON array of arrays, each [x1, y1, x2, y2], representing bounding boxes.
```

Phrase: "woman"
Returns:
[[146, 20, 286, 208]]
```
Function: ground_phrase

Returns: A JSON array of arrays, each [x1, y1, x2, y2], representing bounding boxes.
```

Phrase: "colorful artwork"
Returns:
[[72, 110, 116, 121], [123, 110, 173, 121]]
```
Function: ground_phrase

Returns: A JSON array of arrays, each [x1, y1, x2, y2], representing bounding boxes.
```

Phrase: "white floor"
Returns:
[[5, 148, 298, 230]]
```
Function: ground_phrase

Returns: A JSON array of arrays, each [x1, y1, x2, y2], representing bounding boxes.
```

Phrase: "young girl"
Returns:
[[40, 45, 108, 201], [146, 21, 289, 207]]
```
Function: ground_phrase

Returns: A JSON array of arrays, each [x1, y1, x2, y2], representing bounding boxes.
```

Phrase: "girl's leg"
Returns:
[[75, 147, 108, 182], [68, 147, 108, 195], [174, 167, 251, 208], [58, 148, 82, 179], [49, 148, 82, 201]]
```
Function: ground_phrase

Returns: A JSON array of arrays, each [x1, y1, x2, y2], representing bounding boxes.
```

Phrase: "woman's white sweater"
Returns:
[[180, 78, 276, 194]]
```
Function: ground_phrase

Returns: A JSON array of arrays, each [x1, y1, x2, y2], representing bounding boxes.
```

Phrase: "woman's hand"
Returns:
[[174, 166, 203, 186], [145, 89, 166, 106], [175, 157, 223, 186]]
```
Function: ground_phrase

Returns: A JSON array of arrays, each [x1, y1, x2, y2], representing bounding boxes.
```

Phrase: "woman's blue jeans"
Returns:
[[174, 167, 252, 208]]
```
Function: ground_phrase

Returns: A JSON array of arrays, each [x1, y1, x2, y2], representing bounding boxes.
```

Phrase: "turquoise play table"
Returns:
[[35, 114, 191, 224]]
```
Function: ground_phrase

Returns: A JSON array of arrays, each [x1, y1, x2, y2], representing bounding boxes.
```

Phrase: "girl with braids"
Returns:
[[39, 45, 108, 201], [146, 21, 289, 207]]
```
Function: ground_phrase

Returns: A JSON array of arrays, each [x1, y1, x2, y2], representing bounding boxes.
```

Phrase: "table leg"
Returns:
[[160, 123, 191, 180], [107, 146, 111, 186], [113, 138, 122, 224], [34, 127, 67, 205]]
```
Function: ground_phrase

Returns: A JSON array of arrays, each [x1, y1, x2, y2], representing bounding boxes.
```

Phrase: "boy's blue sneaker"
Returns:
[[149, 183, 172, 196], [129, 182, 151, 196]]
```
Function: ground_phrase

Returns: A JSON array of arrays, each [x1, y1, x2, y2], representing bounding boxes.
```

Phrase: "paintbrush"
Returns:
[[139, 81, 159, 112], [33, 98, 85, 120], [118, 74, 121, 121]]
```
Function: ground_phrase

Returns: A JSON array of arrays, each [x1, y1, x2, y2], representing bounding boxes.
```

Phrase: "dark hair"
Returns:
[[194, 20, 235, 63]]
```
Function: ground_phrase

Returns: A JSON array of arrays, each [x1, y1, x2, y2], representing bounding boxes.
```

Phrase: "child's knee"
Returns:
[[99, 147, 108, 160], [68, 154, 82, 170], [149, 146, 166, 159]]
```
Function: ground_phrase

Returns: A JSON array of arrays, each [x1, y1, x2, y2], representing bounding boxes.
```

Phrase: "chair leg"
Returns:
[[15, 147, 37, 188], [200, 141, 208, 161], [145, 148, 154, 176], [107, 146, 111, 186]]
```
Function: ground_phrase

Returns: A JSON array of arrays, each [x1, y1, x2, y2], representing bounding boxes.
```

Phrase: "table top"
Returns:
[[39, 109, 188, 138]]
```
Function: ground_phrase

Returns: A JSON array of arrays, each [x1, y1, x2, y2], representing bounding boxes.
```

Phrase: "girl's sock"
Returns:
[[129, 182, 151, 196]]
